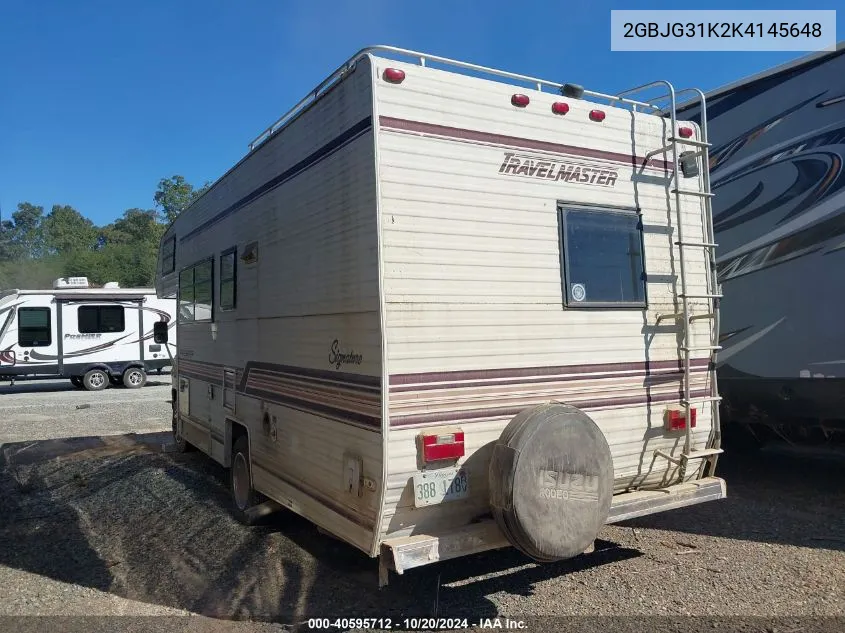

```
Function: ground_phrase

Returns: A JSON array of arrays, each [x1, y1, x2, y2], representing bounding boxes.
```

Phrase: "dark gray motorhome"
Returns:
[[677, 43, 845, 444]]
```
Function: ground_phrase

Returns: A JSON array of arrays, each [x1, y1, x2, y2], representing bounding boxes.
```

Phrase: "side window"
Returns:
[[178, 259, 214, 323], [17, 307, 52, 347], [161, 236, 176, 275], [219, 247, 237, 311], [559, 204, 646, 307], [78, 306, 126, 333]]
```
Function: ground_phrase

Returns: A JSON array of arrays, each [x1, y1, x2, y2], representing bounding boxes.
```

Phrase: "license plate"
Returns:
[[412, 467, 469, 507]]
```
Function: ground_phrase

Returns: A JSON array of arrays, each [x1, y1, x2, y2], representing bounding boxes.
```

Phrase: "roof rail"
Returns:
[[247, 45, 670, 152]]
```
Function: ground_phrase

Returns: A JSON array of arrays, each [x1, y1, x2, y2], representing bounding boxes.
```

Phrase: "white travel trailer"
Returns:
[[0, 277, 176, 390], [155, 46, 726, 585], [676, 44, 845, 445]]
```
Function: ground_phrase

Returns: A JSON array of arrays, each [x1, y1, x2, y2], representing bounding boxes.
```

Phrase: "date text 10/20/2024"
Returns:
[[307, 618, 527, 630]]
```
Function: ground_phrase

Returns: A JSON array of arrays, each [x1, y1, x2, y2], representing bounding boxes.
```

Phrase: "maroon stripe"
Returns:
[[390, 364, 709, 393], [389, 358, 711, 387], [379, 116, 672, 172], [389, 388, 712, 427]]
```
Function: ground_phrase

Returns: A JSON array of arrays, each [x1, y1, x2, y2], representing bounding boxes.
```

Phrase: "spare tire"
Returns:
[[489, 403, 614, 562]]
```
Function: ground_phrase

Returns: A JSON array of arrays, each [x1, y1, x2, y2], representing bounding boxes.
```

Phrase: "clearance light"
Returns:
[[551, 102, 570, 115], [589, 109, 606, 122], [678, 126, 694, 138], [511, 94, 530, 107], [383, 68, 406, 84], [664, 407, 697, 432], [420, 431, 465, 462]]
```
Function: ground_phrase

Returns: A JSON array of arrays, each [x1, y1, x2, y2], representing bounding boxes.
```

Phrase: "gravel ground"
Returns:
[[0, 386, 843, 632], [0, 375, 172, 445]]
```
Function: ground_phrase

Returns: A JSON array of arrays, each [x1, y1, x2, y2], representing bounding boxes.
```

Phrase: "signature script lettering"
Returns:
[[329, 339, 362, 370]]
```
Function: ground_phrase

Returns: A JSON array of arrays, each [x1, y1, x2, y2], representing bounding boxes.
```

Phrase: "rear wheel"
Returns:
[[122, 366, 147, 389], [82, 369, 108, 392], [230, 435, 261, 524]]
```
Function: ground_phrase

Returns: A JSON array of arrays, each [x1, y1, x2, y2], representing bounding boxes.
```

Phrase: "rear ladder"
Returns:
[[617, 82, 724, 480]]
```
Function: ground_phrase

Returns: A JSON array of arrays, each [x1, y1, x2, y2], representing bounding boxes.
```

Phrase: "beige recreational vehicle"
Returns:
[[154, 46, 726, 586]]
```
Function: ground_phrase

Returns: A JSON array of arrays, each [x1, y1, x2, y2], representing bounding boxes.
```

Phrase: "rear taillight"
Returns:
[[664, 407, 697, 431], [420, 431, 465, 462], [678, 126, 694, 138]]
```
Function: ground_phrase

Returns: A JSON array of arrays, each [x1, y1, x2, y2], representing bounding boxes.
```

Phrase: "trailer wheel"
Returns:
[[230, 435, 261, 525], [70, 376, 83, 388], [122, 367, 147, 389], [82, 369, 109, 392], [489, 403, 614, 562]]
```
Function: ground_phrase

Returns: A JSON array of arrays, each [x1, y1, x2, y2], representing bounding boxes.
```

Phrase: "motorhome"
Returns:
[[677, 43, 845, 445], [155, 46, 726, 585], [0, 277, 176, 390]]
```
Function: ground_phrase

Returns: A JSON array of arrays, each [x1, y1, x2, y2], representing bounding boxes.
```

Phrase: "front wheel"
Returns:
[[82, 369, 108, 391], [171, 403, 193, 453]]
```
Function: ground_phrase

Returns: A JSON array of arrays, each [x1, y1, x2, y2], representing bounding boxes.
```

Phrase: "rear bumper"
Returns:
[[379, 476, 726, 580]]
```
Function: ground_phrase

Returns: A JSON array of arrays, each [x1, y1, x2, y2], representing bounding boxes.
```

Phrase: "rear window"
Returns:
[[559, 204, 646, 307]]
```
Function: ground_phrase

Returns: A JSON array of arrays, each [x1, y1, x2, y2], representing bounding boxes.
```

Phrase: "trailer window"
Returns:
[[78, 306, 126, 333], [219, 248, 237, 310], [178, 259, 213, 323], [17, 307, 52, 347], [559, 205, 646, 307]]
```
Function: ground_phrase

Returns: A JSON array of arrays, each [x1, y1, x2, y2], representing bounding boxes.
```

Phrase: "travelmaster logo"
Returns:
[[498, 152, 619, 187]]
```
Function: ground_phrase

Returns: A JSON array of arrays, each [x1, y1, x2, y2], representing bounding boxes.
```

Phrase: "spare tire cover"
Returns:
[[489, 403, 614, 562]]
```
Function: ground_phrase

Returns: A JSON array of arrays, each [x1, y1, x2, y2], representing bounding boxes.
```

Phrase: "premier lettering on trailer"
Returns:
[[498, 152, 619, 187]]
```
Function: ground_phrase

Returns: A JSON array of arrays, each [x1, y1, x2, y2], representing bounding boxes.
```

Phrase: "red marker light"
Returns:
[[589, 109, 606, 122], [551, 102, 570, 115], [383, 68, 405, 84], [678, 126, 694, 138], [511, 94, 530, 107]]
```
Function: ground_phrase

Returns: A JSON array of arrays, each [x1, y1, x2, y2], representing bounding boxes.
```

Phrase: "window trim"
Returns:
[[17, 306, 52, 347], [77, 304, 126, 334], [219, 246, 237, 311], [558, 202, 648, 310], [161, 236, 176, 275], [178, 256, 215, 323]]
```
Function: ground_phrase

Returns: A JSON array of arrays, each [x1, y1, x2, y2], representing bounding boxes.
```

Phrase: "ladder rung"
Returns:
[[679, 293, 723, 298], [671, 189, 715, 198], [676, 240, 718, 248], [688, 313, 715, 321], [668, 137, 711, 148], [682, 448, 724, 460], [680, 345, 722, 351], [681, 396, 722, 405]]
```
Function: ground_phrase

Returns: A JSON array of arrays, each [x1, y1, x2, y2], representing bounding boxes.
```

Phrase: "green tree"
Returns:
[[3, 202, 45, 259], [153, 175, 209, 223], [42, 204, 98, 255]]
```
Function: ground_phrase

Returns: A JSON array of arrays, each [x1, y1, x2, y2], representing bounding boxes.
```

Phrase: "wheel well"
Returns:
[[225, 419, 249, 468]]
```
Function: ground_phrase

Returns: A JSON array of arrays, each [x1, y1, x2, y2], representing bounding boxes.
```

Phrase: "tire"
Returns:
[[122, 366, 147, 389], [230, 435, 261, 525], [70, 376, 83, 388], [82, 368, 108, 392], [171, 402, 193, 453]]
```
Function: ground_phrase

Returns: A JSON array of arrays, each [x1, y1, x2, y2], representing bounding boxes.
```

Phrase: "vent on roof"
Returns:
[[103, 282, 120, 289]]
